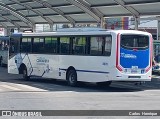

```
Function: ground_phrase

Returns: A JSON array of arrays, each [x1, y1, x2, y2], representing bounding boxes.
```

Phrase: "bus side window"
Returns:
[[104, 36, 112, 56], [73, 37, 86, 55], [44, 37, 57, 53], [60, 37, 70, 54], [90, 36, 103, 56], [9, 38, 19, 55], [0, 41, 8, 51], [32, 37, 44, 53], [21, 37, 32, 53]]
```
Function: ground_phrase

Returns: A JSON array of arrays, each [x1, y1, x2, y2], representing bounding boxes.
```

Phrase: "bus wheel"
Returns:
[[22, 67, 30, 80], [67, 69, 77, 86], [97, 81, 112, 87]]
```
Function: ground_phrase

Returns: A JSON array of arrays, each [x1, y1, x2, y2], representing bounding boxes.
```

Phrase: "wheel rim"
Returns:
[[69, 73, 75, 84], [23, 69, 27, 78]]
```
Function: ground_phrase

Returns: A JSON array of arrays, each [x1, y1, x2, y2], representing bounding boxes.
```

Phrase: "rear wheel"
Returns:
[[22, 67, 30, 80], [67, 69, 77, 86]]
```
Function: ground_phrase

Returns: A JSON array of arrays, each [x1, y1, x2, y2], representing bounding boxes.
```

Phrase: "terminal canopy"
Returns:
[[0, 0, 160, 28]]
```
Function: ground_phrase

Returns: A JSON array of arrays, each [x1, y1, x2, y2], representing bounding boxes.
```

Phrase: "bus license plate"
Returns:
[[131, 70, 137, 73], [131, 66, 138, 73]]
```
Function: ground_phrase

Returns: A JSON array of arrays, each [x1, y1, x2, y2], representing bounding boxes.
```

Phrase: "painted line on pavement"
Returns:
[[1, 85, 21, 91], [14, 84, 48, 91]]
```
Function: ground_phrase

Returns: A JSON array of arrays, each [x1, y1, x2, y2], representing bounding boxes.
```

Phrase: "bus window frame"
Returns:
[[120, 34, 149, 50], [13, 34, 112, 57]]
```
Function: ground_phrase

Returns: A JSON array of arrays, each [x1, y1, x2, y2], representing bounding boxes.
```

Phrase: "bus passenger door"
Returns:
[[8, 37, 20, 74]]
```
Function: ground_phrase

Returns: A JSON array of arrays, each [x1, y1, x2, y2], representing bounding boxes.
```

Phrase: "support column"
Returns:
[[134, 17, 139, 30], [32, 24, 36, 32], [49, 24, 53, 31], [100, 17, 105, 28], [17, 28, 20, 32], [3, 28, 8, 36], [72, 23, 75, 28]]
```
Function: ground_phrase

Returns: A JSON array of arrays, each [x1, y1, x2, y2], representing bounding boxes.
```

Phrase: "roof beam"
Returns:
[[10, 0, 54, 25], [26, 12, 85, 17], [66, 0, 101, 22], [0, 20, 23, 22], [91, 1, 160, 8], [113, 0, 139, 17], [0, 22, 7, 28], [91, 3, 118, 8], [140, 12, 160, 16], [138, 16, 160, 21], [16, 7, 45, 11], [125, 0, 160, 6], [33, 0, 76, 25], [34, 21, 70, 24], [0, 15, 20, 28], [15, 4, 73, 11], [77, 0, 104, 19], [64, 11, 85, 15], [0, 2, 33, 27], [104, 13, 134, 17]]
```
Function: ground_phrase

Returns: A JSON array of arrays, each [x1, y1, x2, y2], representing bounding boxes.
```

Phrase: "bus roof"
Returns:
[[11, 28, 151, 37], [57, 27, 107, 32]]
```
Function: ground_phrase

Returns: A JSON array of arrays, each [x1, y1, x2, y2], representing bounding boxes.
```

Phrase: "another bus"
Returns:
[[153, 40, 160, 57], [0, 36, 9, 66], [152, 40, 160, 73], [8, 28, 152, 86]]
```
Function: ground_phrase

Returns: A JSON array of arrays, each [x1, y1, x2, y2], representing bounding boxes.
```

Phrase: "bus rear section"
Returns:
[[114, 32, 152, 81]]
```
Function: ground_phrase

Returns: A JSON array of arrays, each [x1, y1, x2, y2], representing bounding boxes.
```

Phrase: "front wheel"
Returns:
[[67, 69, 77, 86], [22, 67, 30, 80]]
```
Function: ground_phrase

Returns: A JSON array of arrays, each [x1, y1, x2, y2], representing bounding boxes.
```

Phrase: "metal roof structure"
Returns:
[[0, 0, 160, 29]]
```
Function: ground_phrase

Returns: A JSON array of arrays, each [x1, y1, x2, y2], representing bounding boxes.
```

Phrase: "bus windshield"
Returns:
[[121, 35, 149, 50]]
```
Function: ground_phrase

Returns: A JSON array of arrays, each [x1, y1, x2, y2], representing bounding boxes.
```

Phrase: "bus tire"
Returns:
[[22, 67, 30, 80], [97, 81, 112, 87], [67, 69, 77, 86]]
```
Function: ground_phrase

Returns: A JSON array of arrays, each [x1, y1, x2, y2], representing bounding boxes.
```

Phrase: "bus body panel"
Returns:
[[8, 29, 152, 83], [112, 32, 152, 81], [9, 53, 112, 82]]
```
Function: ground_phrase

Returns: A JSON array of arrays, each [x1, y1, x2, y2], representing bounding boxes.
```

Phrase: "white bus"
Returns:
[[8, 28, 152, 86], [0, 36, 9, 66]]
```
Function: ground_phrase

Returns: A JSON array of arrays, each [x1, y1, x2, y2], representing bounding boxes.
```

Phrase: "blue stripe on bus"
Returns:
[[59, 68, 109, 74]]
